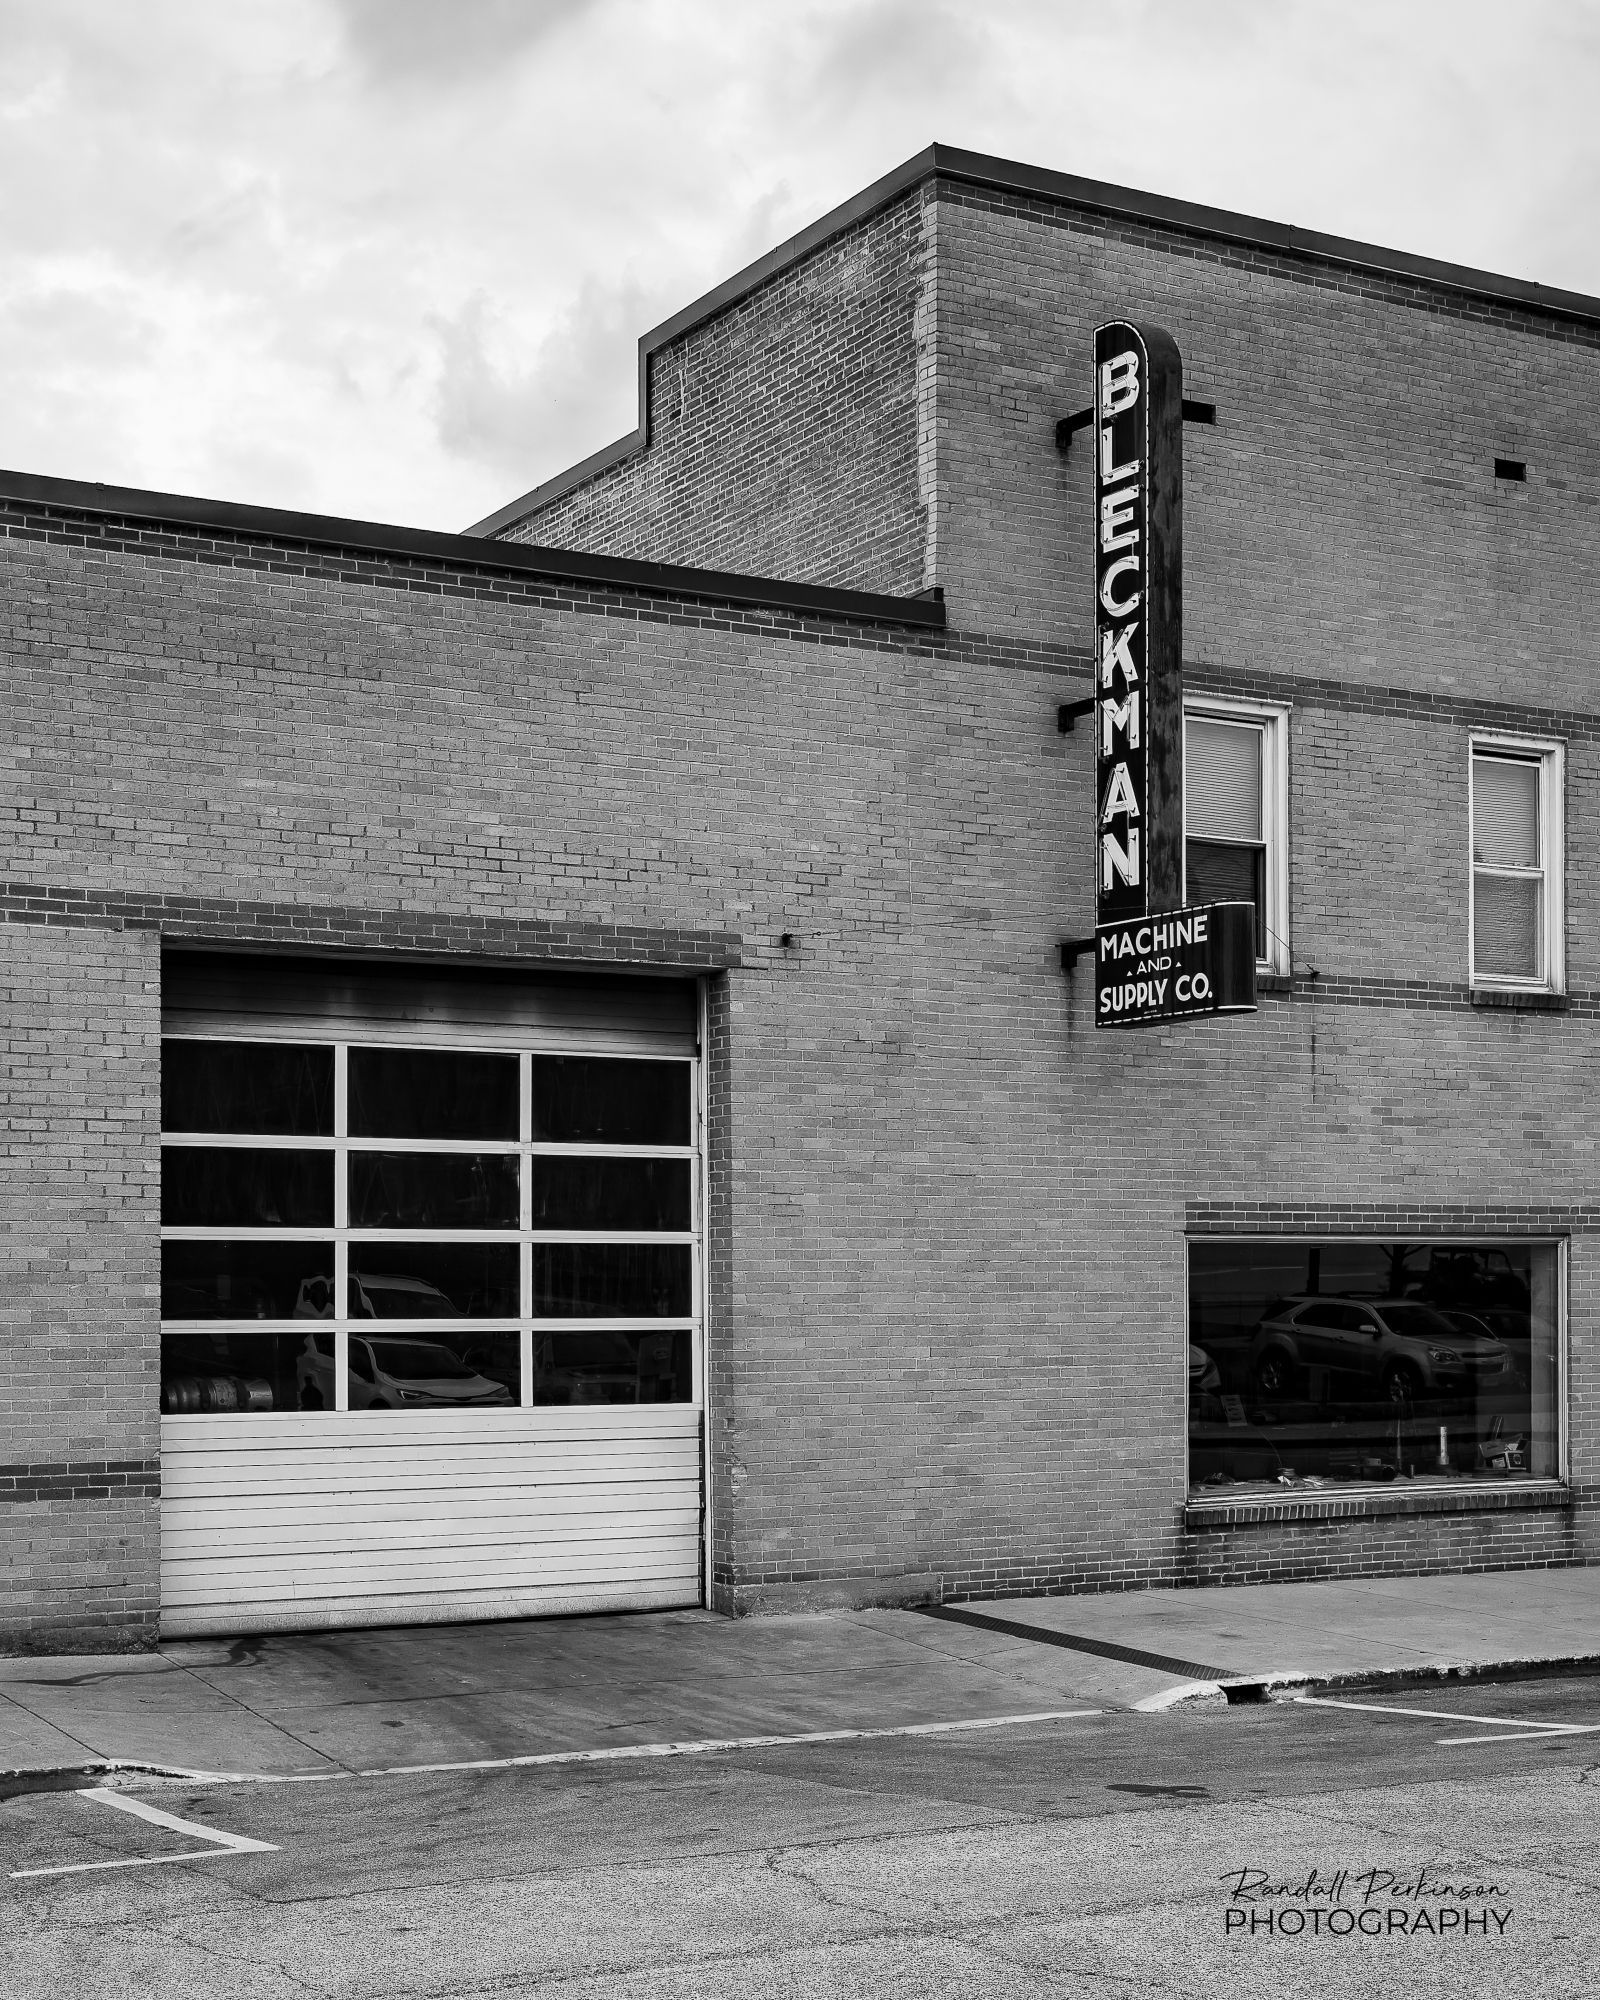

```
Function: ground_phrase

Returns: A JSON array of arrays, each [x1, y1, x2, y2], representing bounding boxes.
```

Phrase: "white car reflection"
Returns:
[[293, 1273, 466, 1321], [296, 1332, 512, 1410]]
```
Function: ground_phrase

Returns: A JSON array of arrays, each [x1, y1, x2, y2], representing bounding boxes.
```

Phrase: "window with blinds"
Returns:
[[1472, 742, 1561, 987], [1185, 712, 1269, 960]]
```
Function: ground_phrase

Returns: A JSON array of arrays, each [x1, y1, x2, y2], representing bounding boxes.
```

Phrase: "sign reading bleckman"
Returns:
[[1089, 317, 1256, 1028]]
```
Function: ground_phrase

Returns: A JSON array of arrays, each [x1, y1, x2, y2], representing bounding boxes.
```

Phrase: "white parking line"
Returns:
[[360, 1707, 1105, 1778], [1293, 1693, 1600, 1746], [9, 1786, 278, 1880]]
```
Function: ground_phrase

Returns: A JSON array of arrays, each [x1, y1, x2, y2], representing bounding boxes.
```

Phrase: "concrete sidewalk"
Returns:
[[2, 1566, 1598, 1782]]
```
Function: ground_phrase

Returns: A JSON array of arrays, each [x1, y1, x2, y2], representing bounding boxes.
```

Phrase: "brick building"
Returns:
[[3, 145, 1596, 1651]]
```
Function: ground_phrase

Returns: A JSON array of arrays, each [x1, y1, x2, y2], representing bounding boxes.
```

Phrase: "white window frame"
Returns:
[[1182, 695, 1290, 978], [1468, 732, 1564, 994]]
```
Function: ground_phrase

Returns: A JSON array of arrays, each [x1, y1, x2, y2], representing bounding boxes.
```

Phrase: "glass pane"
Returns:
[[530, 1244, 691, 1316], [531, 1328, 692, 1405], [161, 1332, 320, 1414], [162, 1242, 333, 1320], [348, 1047, 518, 1140], [162, 1148, 333, 1228], [346, 1331, 516, 1411], [530, 1057, 690, 1146], [530, 1158, 691, 1231], [1186, 719, 1262, 841], [1188, 1240, 1559, 1495], [1185, 839, 1262, 951], [349, 1245, 519, 1319], [1474, 870, 1540, 978], [349, 1153, 519, 1228], [162, 1040, 332, 1136], [1473, 755, 1539, 867]]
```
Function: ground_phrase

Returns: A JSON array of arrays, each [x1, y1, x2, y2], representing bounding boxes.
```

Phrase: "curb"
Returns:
[[0, 1760, 214, 1803], [1135, 1652, 1600, 1711]]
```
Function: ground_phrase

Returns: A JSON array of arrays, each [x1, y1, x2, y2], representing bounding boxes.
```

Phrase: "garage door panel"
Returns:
[[161, 1578, 700, 1639], [161, 1504, 700, 1544], [162, 1542, 701, 1602], [161, 1408, 703, 1634]]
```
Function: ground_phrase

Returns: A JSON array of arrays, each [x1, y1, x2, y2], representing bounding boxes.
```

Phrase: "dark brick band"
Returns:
[[0, 883, 742, 971], [0, 1461, 161, 1504], [1190, 663, 1600, 745], [1263, 973, 1590, 1014], [1186, 1200, 1600, 1233]]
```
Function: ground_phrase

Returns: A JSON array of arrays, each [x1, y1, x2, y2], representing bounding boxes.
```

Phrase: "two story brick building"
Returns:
[[4, 145, 1596, 1651]]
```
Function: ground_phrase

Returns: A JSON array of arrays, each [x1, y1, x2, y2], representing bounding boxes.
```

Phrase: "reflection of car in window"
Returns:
[[296, 1332, 511, 1410], [1248, 1297, 1513, 1403], [349, 1274, 461, 1320]]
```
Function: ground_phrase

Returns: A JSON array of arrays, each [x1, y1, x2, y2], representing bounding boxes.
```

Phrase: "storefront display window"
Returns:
[[1188, 1240, 1560, 1495], [161, 1036, 699, 1415]]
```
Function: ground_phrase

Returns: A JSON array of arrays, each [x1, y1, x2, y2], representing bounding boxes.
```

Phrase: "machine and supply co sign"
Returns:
[[1089, 318, 1256, 1029]]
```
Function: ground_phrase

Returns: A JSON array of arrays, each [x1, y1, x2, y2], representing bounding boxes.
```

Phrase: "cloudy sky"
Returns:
[[1, 0, 1595, 534]]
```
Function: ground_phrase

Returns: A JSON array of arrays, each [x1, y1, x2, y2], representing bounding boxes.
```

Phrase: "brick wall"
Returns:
[[927, 185, 1600, 677], [0, 921, 160, 1651], [498, 187, 932, 596]]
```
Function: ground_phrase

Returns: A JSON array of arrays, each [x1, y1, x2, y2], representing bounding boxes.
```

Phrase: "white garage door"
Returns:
[[158, 954, 706, 1638]]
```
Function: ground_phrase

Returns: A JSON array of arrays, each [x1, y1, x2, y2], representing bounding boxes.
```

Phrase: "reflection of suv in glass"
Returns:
[[296, 1332, 511, 1410], [1249, 1297, 1513, 1402]]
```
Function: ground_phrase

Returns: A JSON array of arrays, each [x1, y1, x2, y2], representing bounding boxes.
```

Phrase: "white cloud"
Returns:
[[0, 0, 1593, 532]]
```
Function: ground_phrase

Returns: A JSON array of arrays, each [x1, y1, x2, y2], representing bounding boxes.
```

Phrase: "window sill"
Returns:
[[1470, 988, 1568, 1012], [1184, 1479, 1569, 1530], [1255, 971, 1291, 994]]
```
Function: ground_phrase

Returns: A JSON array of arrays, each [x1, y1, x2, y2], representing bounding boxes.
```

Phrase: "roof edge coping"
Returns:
[[0, 466, 945, 631]]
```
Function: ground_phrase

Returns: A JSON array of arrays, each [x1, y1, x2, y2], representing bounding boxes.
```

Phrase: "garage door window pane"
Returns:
[[349, 1048, 518, 1140], [162, 1241, 333, 1320], [163, 1041, 333, 1135], [346, 1333, 515, 1411], [162, 1148, 334, 1228], [161, 1332, 313, 1414], [530, 1244, 692, 1316], [349, 1153, 520, 1229], [349, 1246, 519, 1319], [532, 1328, 691, 1404], [531, 1058, 690, 1145], [530, 1158, 691, 1230]]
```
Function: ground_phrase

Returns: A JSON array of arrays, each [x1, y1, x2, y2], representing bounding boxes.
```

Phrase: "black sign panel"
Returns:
[[1093, 320, 1184, 927], [1095, 902, 1256, 1028]]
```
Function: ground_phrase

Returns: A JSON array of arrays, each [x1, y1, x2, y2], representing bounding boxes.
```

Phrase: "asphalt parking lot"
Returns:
[[4, 1671, 1599, 2000]]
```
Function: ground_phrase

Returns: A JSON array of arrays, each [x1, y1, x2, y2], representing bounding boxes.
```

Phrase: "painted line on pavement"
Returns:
[[5, 1707, 1107, 1802], [358, 1707, 1106, 1778], [9, 1785, 278, 1880], [1293, 1693, 1600, 1745]]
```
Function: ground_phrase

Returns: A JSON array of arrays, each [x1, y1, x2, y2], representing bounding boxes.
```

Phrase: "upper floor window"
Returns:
[[1471, 737, 1564, 990], [1184, 699, 1289, 975]]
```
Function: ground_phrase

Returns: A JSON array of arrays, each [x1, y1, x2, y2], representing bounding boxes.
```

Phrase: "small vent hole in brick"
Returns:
[[1495, 458, 1527, 482]]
